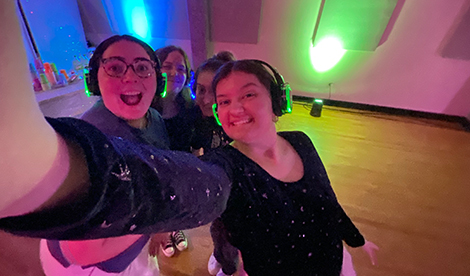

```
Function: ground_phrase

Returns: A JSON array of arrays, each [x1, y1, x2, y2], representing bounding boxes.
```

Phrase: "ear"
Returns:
[[272, 114, 279, 122]]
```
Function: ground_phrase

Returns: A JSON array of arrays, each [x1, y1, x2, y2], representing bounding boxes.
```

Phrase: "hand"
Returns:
[[148, 233, 163, 257], [238, 265, 249, 276], [237, 250, 249, 276], [361, 240, 379, 266]]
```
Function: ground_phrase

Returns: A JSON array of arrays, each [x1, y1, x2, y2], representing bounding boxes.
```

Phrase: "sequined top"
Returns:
[[0, 117, 230, 240], [191, 115, 231, 154], [202, 131, 365, 276]]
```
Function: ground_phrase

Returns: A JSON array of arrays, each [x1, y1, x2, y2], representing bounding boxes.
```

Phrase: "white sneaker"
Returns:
[[208, 253, 222, 275], [161, 234, 175, 257]]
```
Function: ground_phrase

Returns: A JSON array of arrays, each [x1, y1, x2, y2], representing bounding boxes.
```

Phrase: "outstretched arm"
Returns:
[[0, 1, 231, 239], [0, 1, 89, 219]]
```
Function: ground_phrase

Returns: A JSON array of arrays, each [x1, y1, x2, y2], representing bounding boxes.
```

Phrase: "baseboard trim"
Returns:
[[293, 96, 470, 132]]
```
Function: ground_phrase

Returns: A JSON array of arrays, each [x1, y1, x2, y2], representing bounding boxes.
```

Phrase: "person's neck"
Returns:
[[160, 92, 179, 118], [126, 114, 147, 129], [232, 131, 281, 162]]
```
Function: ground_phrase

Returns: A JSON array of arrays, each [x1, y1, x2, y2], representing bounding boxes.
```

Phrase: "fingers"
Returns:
[[363, 241, 379, 266]]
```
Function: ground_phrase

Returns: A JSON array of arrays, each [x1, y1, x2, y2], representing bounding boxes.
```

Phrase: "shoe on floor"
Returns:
[[172, 230, 188, 251], [208, 253, 222, 275], [161, 234, 175, 257]]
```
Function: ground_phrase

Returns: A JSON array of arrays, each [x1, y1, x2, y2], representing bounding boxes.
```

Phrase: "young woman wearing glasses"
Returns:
[[1, 2, 229, 273]]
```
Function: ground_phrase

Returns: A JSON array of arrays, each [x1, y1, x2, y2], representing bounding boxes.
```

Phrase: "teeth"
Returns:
[[232, 119, 251, 126], [122, 91, 141, 95]]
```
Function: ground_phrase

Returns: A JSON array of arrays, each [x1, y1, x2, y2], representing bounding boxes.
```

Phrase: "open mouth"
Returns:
[[120, 92, 143, 106]]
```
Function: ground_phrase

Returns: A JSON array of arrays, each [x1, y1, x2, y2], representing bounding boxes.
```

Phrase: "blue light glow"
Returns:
[[123, 0, 151, 42], [189, 70, 196, 99]]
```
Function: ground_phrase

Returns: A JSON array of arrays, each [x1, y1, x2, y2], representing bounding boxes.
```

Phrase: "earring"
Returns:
[[272, 115, 279, 122]]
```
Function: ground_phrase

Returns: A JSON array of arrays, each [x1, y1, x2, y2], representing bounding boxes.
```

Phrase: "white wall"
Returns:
[[19, 0, 88, 73], [213, 0, 470, 117]]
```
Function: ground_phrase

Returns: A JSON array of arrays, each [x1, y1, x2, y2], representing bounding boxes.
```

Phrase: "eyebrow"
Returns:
[[241, 82, 259, 89], [163, 61, 186, 67], [216, 82, 259, 98], [102, 56, 151, 62]]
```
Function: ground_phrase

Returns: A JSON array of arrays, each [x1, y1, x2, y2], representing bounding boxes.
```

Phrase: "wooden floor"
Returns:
[[1, 102, 469, 276]]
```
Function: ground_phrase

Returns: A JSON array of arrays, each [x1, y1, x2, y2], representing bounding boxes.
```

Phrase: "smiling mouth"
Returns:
[[231, 119, 252, 126], [120, 92, 143, 106]]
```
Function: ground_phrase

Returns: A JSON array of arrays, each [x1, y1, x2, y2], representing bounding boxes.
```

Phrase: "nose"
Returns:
[[229, 100, 244, 114], [167, 65, 177, 77], [203, 92, 214, 105]]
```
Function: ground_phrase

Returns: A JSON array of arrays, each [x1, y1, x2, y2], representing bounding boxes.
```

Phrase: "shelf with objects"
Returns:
[[17, 0, 98, 118]]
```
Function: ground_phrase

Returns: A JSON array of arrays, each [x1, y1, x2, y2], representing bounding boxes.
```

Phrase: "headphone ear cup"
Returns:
[[158, 72, 168, 97], [85, 71, 100, 96], [212, 103, 222, 126], [270, 82, 283, 117], [280, 83, 293, 114], [250, 59, 291, 116]]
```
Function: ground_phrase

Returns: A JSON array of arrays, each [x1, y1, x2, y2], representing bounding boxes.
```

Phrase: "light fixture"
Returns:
[[310, 99, 324, 117]]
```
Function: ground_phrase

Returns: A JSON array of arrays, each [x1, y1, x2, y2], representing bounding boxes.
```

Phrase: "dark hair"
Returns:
[[212, 60, 273, 94], [87, 35, 163, 96], [194, 51, 236, 90], [212, 60, 283, 115], [155, 45, 191, 86]]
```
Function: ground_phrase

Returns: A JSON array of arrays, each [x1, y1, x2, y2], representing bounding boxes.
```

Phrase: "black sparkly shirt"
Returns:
[[191, 115, 231, 154], [0, 117, 231, 240], [202, 131, 365, 276]]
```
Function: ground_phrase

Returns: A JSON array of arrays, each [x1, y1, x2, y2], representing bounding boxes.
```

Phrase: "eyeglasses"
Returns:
[[101, 57, 156, 78]]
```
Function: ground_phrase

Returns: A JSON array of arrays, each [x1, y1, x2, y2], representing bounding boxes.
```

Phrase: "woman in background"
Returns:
[[151, 45, 197, 152], [150, 45, 198, 258], [188, 51, 246, 276], [191, 51, 235, 157]]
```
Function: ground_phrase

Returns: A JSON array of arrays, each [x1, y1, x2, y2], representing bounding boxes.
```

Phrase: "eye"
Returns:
[[105, 63, 125, 74], [162, 65, 172, 71], [177, 66, 186, 74], [218, 99, 230, 106], [196, 86, 205, 95], [243, 92, 256, 99], [135, 62, 151, 73]]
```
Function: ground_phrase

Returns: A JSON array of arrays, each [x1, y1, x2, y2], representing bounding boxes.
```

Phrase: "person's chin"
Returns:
[[120, 110, 146, 121]]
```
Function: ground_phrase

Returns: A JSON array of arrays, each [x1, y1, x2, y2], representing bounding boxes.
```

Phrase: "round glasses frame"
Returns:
[[101, 57, 157, 79]]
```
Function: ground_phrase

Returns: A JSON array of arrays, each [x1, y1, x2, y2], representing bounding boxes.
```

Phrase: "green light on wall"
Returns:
[[309, 37, 346, 72]]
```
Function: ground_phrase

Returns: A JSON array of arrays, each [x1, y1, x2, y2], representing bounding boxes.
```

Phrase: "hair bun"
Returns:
[[213, 51, 236, 63]]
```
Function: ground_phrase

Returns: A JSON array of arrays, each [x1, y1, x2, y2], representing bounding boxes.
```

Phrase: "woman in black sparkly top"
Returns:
[[201, 60, 379, 276], [191, 51, 235, 156]]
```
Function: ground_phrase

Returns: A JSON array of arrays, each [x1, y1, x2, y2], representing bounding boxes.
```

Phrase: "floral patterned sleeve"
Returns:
[[0, 117, 231, 240]]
